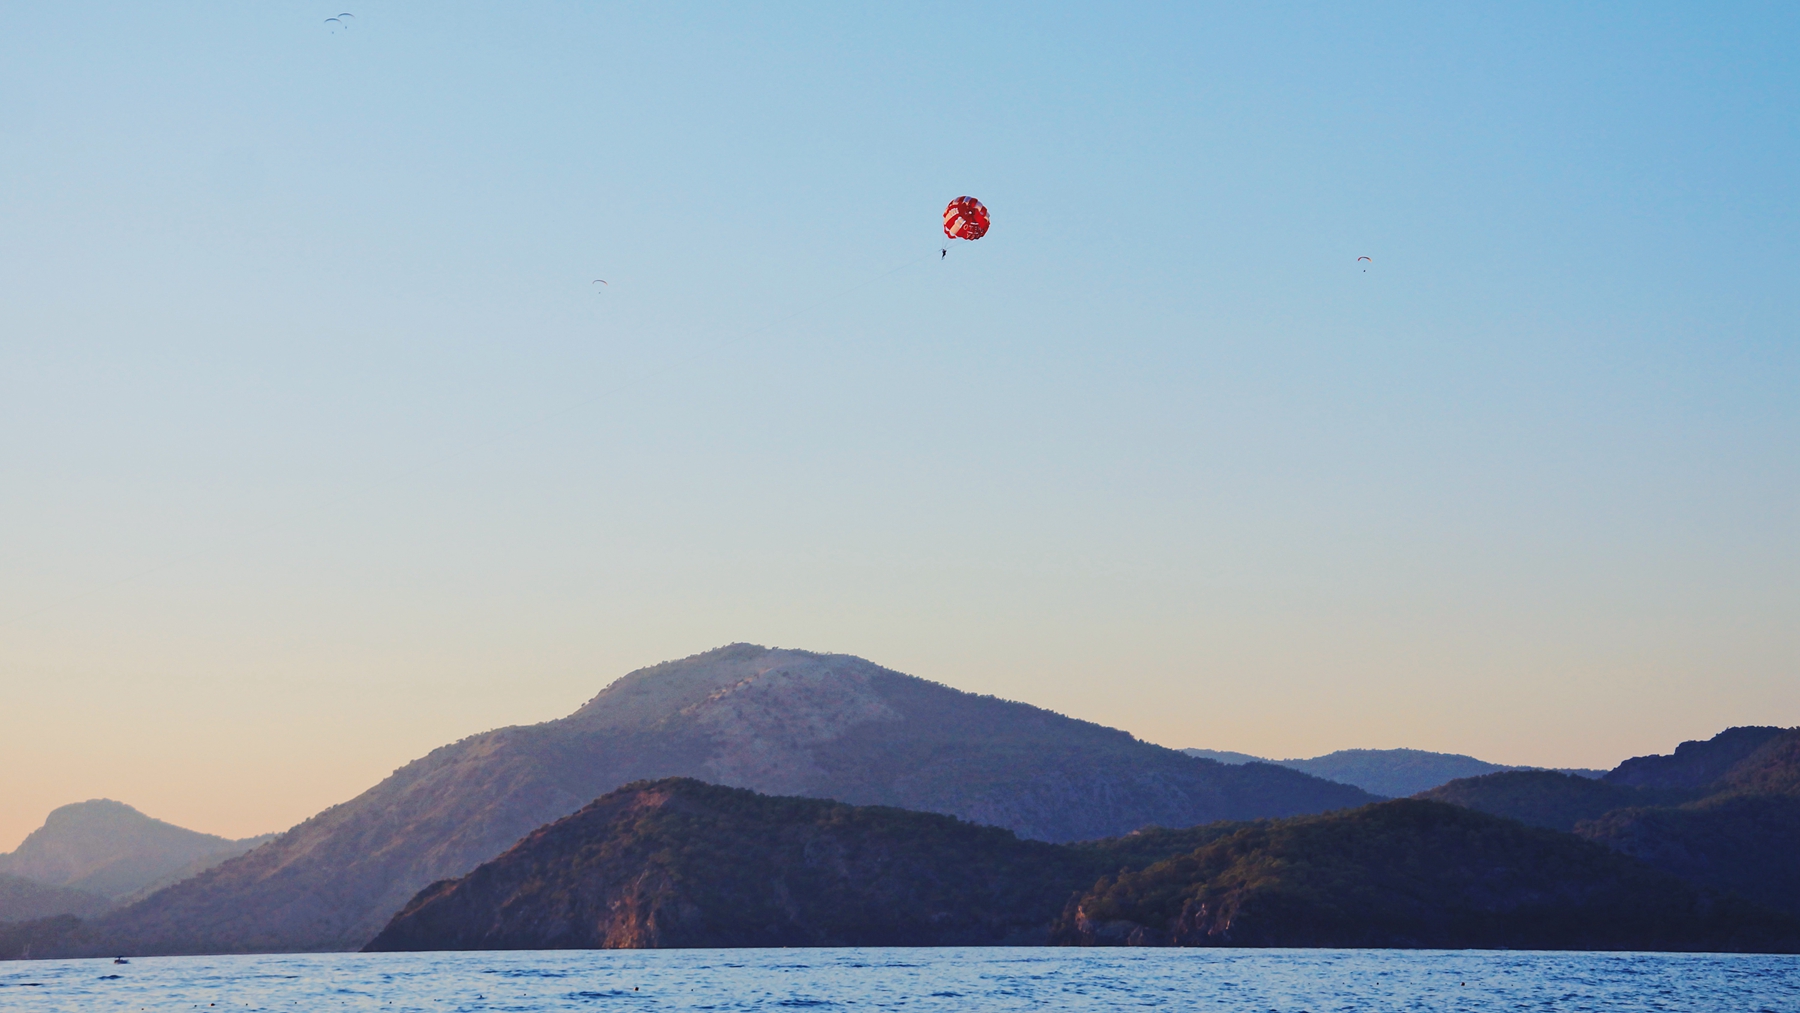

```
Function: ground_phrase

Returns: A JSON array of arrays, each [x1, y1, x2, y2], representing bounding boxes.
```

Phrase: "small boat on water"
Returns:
[[113, 957, 128, 964]]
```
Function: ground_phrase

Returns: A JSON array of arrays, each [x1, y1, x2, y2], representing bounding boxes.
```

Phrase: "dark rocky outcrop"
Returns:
[[89, 645, 1375, 954]]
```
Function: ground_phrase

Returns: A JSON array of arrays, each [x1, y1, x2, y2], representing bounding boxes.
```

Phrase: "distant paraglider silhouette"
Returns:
[[325, 12, 353, 32], [1358, 256, 1372, 272], [592, 279, 608, 291]]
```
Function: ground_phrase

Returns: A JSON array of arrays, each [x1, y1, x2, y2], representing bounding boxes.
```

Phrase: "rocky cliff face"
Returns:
[[95, 644, 1375, 954]]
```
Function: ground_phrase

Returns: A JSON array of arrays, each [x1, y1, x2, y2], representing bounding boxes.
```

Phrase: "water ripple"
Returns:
[[0, 948, 1794, 1012]]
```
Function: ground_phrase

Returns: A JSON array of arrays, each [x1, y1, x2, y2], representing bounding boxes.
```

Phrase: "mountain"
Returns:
[[1419, 727, 1800, 917], [0, 873, 112, 924], [1603, 726, 1789, 789], [1417, 771, 1688, 832], [1182, 748, 1266, 766], [1579, 794, 1800, 918], [1707, 728, 1800, 796], [97, 645, 1376, 954], [1181, 747, 1606, 797], [365, 781, 1798, 953], [367, 778, 1094, 950], [0, 800, 271, 902], [1281, 749, 1537, 797], [1052, 799, 1798, 951], [0, 914, 93, 961], [1577, 728, 1800, 916]]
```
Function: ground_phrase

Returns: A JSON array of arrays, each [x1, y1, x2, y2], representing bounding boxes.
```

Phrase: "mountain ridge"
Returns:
[[1052, 797, 1797, 950], [0, 873, 113, 924], [363, 779, 1800, 953], [1183, 747, 1606, 797], [0, 800, 271, 903], [87, 644, 1375, 954], [1420, 726, 1800, 917]]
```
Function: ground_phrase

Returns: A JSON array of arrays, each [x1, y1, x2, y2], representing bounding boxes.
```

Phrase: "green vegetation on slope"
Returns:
[[1419, 727, 1800, 918], [1579, 794, 1800, 916], [1417, 771, 1689, 832], [1052, 799, 1796, 951], [1604, 727, 1789, 789], [366, 778, 1104, 950], [99, 644, 1374, 955], [365, 779, 1798, 954], [1576, 729, 1800, 916]]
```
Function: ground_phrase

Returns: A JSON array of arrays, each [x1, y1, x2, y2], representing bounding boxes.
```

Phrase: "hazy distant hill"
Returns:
[[1182, 748, 1267, 766], [0, 872, 112, 924], [1421, 727, 1800, 917], [363, 780, 1797, 953], [98, 645, 1375, 954], [1182, 747, 1605, 797], [0, 800, 271, 902]]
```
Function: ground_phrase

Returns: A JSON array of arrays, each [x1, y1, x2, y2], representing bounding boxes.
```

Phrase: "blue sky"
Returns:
[[1, 2, 1795, 844]]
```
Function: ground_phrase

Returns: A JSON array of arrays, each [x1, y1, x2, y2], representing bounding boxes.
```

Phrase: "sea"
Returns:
[[1, 947, 1795, 1012]]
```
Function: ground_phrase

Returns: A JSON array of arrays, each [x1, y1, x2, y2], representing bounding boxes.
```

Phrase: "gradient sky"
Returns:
[[2, 2, 1796, 849]]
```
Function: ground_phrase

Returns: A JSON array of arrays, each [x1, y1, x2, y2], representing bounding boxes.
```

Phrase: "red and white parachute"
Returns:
[[943, 196, 990, 242]]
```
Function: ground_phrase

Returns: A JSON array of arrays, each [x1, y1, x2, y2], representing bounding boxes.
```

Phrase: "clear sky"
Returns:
[[2, 2, 1795, 849]]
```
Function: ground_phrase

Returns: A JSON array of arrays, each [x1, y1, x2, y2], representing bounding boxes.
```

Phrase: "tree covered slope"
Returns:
[[95, 644, 1373, 954], [365, 782, 1799, 953]]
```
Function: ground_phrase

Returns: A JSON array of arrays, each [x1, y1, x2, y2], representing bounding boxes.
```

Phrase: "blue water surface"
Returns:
[[1, 947, 1795, 1012]]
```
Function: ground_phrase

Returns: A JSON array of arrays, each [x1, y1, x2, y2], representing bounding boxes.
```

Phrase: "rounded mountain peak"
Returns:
[[564, 644, 897, 730]]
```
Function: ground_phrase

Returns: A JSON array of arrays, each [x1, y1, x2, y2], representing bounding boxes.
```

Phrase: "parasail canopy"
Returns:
[[943, 197, 990, 241]]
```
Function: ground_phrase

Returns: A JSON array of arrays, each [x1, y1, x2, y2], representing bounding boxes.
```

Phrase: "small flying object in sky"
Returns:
[[1358, 255, 1372, 272], [943, 196, 990, 242], [941, 197, 989, 261], [325, 12, 353, 32], [592, 279, 608, 291]]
